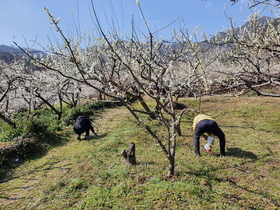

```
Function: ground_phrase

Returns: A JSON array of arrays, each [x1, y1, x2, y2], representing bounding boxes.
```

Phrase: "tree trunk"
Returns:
[[35, 90, 62, 120], [175, 123, 182, 136], [0, 112, 16, 128], [167, 122, 176, 177], [167, 155, 175, 177], [122, 142, 137, 166], [137, 96, 157, 119]]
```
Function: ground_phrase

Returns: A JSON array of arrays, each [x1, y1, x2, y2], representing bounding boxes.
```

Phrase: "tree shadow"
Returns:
[[0, 133, 72, 183], [227, 147, 257, 159], [78, 133, 107, 141]]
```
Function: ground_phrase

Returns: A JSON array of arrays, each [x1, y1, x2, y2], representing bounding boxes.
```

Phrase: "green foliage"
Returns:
[[0, 127, 25, 142], [62, 101, 118, 126], [0, 100, 111, 143], [0, 100, 115, 177], [0, 110, 62, 143], [27, 118, 50, 137]]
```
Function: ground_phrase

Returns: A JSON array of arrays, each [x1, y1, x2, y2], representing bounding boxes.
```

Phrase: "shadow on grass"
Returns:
[[77, 133, 106, 141], [0, 133, 70, 183], [227, 147, 257, 159]]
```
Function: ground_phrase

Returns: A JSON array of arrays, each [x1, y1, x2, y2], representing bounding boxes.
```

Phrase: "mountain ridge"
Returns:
[[0, 44, 45, 63]]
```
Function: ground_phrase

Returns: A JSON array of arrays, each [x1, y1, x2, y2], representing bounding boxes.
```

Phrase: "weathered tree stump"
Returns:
[[121, 142, 136, 166]]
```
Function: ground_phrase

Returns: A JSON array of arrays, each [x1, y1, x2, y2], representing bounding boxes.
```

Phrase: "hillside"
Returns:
[[204, 16, 276, 46], [0, 44, 45, 63], [0, 96, 279, 209]]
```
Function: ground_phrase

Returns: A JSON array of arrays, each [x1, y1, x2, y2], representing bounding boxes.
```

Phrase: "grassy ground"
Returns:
[[0, 96, 279, 209]]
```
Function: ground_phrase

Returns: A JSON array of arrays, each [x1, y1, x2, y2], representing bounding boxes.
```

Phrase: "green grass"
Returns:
[[0, 96, 280, 209]]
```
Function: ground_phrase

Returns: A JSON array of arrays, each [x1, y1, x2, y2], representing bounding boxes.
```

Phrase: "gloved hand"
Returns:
[[94, 133, 98, 136]]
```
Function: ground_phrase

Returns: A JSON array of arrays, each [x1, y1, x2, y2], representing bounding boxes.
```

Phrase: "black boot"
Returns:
[[195, 150, 201, 156]]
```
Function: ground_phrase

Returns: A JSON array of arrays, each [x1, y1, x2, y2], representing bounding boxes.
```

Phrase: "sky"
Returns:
[[0, 0, 275, 48]]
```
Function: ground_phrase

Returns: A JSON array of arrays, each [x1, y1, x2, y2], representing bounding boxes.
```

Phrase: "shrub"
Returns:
[[0, 99, 119, 177], [0, 137, 45, 176], [62, 100, 120, 126]]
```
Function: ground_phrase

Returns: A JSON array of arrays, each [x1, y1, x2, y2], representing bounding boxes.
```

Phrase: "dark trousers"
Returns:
[[73, 126, 90, 136], [194, 119, 225, 155]]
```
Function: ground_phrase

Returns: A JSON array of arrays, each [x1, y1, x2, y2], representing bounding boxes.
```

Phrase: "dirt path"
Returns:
[[0, 106, 129, 208]]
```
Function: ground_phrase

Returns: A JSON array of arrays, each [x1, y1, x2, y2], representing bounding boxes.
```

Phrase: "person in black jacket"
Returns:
[[73, 116, 97, 140], [193, 114, 226, 157]]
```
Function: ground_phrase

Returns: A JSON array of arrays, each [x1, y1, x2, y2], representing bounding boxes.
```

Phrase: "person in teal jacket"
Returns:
[[192, 114, 226, 156]]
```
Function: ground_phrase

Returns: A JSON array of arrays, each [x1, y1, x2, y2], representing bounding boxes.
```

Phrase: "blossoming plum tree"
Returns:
[[207, 13, 280, 96], [15, 3, 213, 176], [0, 60, 24, 128]]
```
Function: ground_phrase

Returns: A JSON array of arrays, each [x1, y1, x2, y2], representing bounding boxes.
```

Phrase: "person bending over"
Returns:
[[192, 114, 226, 156], [73, 116, 97, 140]]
